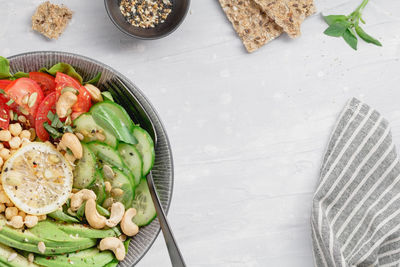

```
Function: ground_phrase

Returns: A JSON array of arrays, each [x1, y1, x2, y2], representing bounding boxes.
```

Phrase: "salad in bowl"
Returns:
[[0, 56, 156, 266]]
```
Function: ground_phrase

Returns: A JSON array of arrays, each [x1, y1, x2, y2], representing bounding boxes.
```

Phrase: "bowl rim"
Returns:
[[104, 0, 191, 40], [7, 50, 175, 266]]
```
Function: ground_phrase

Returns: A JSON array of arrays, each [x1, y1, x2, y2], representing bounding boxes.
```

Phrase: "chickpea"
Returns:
[[9, 137, 21, 149], [5, 207, 18, 220], [9, 124, 22, 137], [0, 148, 10, 160], [19, 130, 31, 140], [0, 130, 11, 142]]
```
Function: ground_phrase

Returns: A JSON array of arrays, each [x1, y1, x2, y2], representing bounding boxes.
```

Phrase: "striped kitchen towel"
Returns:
[[311, 98, 400, 267]]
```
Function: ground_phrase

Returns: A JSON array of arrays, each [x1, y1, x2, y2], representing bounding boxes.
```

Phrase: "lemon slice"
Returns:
[[1, 142, 73, 215]]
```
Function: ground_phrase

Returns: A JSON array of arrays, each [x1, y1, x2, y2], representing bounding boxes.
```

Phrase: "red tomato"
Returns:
[[5, 78, 44, 117], [0, 96, 10, 130], [54, 73, 91, 114], [72, 86, 92, 113], [29, 72, 56, 96], [35, 92, 57, 141], [0, 80, 12, 90], [55, 72, 81, 96]]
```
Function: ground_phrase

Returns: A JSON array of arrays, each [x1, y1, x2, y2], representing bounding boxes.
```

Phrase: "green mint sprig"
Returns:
[[323, 0, 382, 50]]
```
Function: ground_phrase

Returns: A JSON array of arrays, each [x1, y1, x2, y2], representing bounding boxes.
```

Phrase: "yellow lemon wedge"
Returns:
[[1, 142, 73, 215]]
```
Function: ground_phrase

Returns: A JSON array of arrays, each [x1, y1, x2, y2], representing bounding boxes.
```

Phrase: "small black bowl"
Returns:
[[104, 0, 190, 40]]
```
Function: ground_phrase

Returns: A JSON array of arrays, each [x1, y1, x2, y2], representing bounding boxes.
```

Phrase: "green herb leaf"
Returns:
[[43, 122, 62, 139], [63, 125, 73, 133], [324, 21, 350, 37], [47, 111, 55, 122], [323, 15, 348, 26], [322, 0, 382, 50], [84, 72, 102, 85], [0, 89, 5, 95], [51, 115, 61, 128], [40, 63, 83, 84], [355, 26, 382, 46], [0, 56, 12, 79], [12, 72, 29, 79], [343, 29, 358, 50], [6, 99, 14, 106]]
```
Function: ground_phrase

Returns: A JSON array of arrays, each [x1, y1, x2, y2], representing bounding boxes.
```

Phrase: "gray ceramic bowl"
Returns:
[[104, 0, 190, 39], [8, 51, 174, 266]]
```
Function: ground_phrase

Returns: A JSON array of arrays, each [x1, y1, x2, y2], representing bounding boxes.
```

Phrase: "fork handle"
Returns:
[[146, 172, 186, 267]]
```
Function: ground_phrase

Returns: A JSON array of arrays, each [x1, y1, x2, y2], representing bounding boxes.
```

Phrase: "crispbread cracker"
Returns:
[[254, 0, 315, 38], [219, 0, 283, 53], [32, 1, 73, 39]]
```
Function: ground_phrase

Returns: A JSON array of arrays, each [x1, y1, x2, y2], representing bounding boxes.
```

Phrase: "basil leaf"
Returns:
[[343, 29, 358, 50], [355, 26, 382, 46], [324, 21, 350, 37], [12, 72, 29, 79], [0, 56, 12, 79], [323, 15, 348, 26], [84, 72, 102, 85], [0, 89, 5, 95], [40, 63, 83, 84]]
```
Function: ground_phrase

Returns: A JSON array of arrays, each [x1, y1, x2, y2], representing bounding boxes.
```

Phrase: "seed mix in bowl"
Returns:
[[119, 0, 173, 28]]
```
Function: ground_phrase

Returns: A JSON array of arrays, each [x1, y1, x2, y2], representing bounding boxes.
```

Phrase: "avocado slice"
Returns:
[[55, 222, 117, 239], [0, 243, 38, 266], [33, 248, 114, 267], [0, 216, 96, 255]]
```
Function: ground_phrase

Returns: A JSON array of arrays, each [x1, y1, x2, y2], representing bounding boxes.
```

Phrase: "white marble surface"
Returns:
[[1, 0, 400, 266]]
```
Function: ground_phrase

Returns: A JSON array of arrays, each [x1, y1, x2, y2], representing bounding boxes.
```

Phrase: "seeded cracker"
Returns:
[[32, 1, 73, 40], [219, 0, 283, 53], [254, 0, 315, 38]]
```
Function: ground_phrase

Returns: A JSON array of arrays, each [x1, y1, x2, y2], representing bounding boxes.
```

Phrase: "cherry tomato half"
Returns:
[[73, 86, 92, 114], [0, 80, 12, 90], [55, 73, 91, 114], [29, 72, 56, 96], [35, 92, 57, 141], [0, 95, 10, 130], [5, 78, 44, 117]]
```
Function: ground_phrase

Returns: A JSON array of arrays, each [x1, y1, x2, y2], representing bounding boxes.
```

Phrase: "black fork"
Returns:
[[103, 78, 186, 267]]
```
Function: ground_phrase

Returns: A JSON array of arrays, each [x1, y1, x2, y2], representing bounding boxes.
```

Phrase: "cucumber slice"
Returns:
[[88, 170, 106, 205], [91, 101, 137, 145], [88, 142, 125, 169], [103, 168, 134, 209], [88, 141, 135, 186], [132, 127, 155, 176], [118, 143, 143, 186], [73, 113, 117, 148], [73, 143, 96, 189], [132, 178, 156, 226]]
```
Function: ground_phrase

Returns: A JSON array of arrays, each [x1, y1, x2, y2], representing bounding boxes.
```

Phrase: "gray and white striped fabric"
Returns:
[[312, 98, 400, 267]]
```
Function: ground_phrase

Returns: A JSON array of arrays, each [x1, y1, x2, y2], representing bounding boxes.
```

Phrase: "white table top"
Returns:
[[1, 0, 400, 266]]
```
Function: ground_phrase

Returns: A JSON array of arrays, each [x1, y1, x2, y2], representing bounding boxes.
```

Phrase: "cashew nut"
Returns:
[[84, 84, 103, 103], [56, 91, 77, 118], [6, 216, 24, 229], [99, 237, 126, 261], [105, 202, 125, 227], [70, 189, 97, 211], [24, 215, 39, 228], [120, 208, 139, 237], [61, 133, 83, 159], [85, 199, 106, 229]]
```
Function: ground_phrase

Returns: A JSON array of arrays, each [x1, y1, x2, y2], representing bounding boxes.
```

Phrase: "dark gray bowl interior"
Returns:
[[105, 0, 190, 39], [8, 51, 174, 266]]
